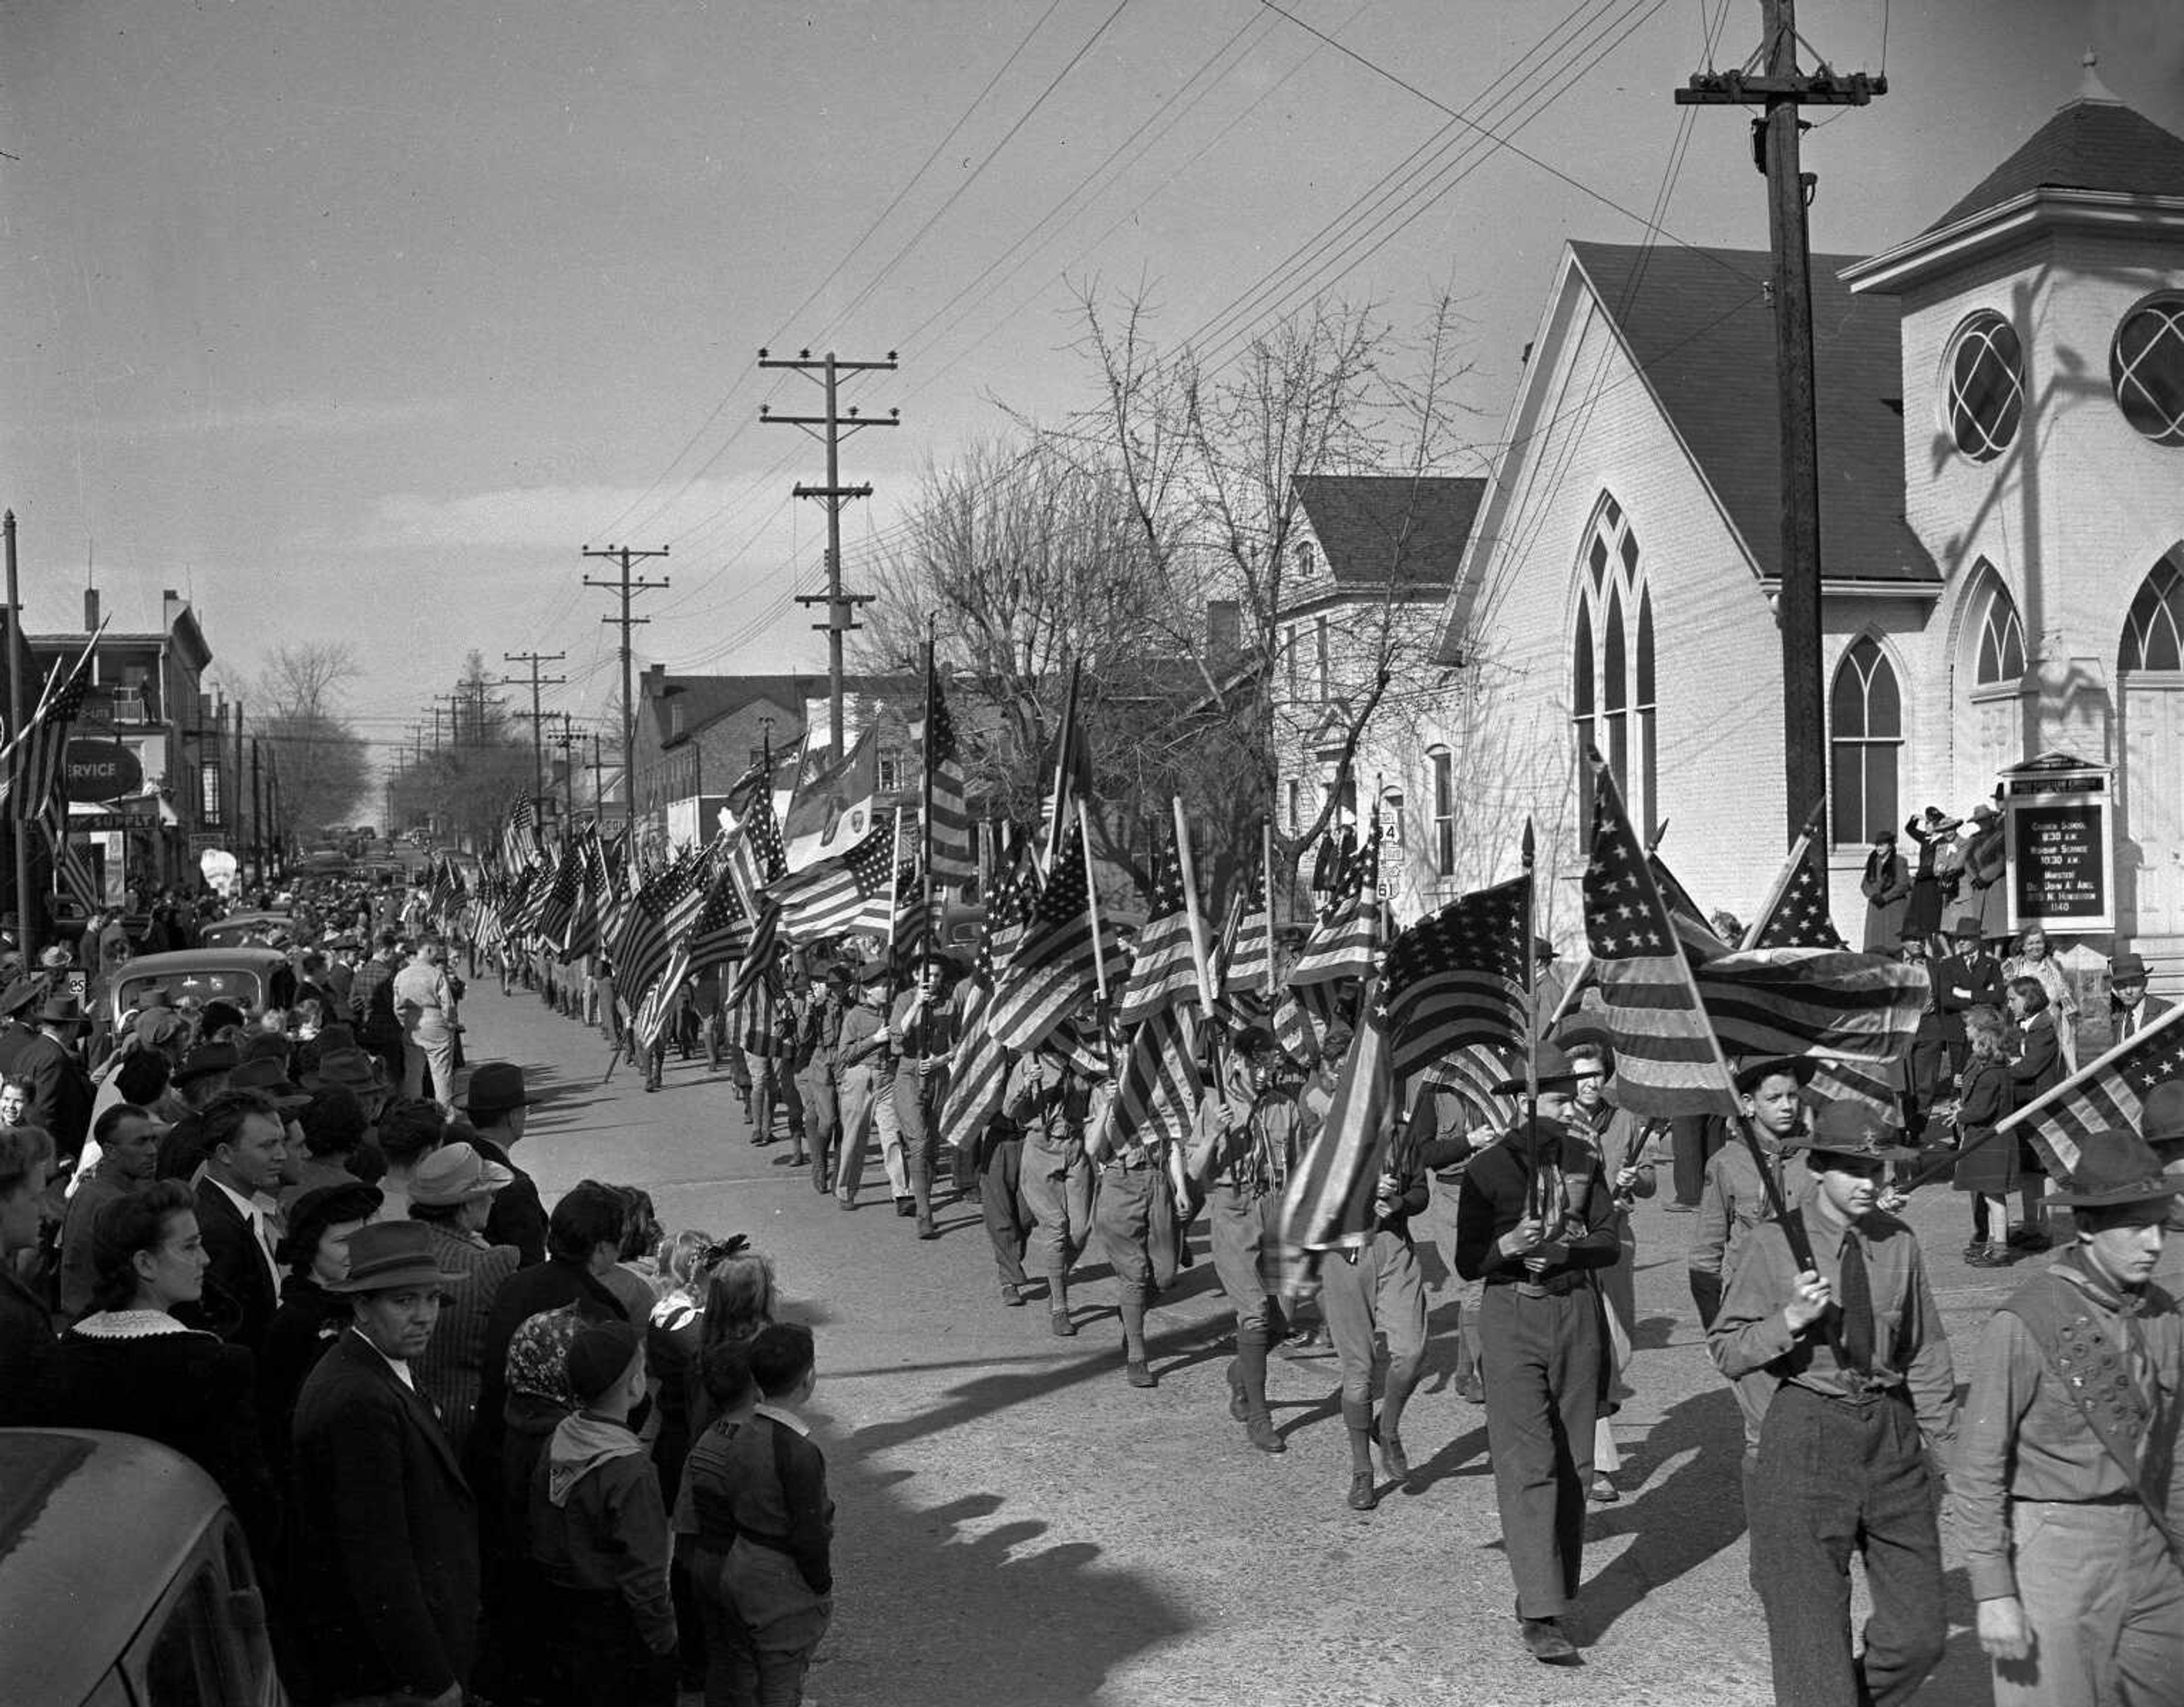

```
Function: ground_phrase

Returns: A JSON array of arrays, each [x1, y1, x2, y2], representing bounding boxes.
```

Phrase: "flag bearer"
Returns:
[[1006, 1045, 1095, 1338], [1453, 1041, 1616, 1664], [1709, 1101, 1954, 1707], [1187, 1026, 1312, 1455], [1953, 1127, 2184, 1707], [1089, 1090, 1181, 1390]]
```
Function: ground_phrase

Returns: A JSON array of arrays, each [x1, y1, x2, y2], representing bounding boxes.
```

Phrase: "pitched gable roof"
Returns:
[[1569, 242, 1937, 586], [1291, 474, 1484, 590], [1928, 93, 2184, 234]]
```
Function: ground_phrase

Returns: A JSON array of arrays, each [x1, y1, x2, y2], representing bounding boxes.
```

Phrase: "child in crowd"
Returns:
[[1952, 1005, 2017, 1267]]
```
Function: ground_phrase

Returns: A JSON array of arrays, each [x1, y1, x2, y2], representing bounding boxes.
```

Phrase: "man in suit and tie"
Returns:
[[291, 1220, 478, 1707], [1934, 918, 2005, 1079], [15, 991, 97, 1162], [185, 1088, 297, 1352], [2107, 951, 2174, 1042]]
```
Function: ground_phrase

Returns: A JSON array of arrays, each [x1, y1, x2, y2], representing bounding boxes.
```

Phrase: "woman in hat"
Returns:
[[1963, 801, 2011, 950], [1859, 828, 1913, 954], [407, 1140, 520, 1459], [1901, 807, 1962, 944], [52, 1179, 279, 1557], [1952, 1130, 2184, 1706], [260, 1180, 383, 1466]]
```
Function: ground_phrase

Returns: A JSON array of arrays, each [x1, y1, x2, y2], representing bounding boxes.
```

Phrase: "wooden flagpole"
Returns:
[[1171, 797, 1216, 1012], [1077, 797, 1107, 1004], [1738, 798, 1826, 951], [920, 619, 938, 962], [1039, 659, 1082, 879], [1522, 819, 1545, 1222], [1261, 815, 1278, 1000]]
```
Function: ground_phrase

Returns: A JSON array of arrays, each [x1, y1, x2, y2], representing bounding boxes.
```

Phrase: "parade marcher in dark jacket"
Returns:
[[1859, 830, 1912, 953], [289, 1220, 477, 1707], [0, 1124, 58, 1425]]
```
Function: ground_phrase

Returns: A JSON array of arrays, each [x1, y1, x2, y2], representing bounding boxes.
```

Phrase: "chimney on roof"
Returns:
[[162, 589, 183, 629], [84, 588, 100, 631]]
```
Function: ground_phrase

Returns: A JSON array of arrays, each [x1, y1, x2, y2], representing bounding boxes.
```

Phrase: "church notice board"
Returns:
[[2002, 757, 2114, 933]]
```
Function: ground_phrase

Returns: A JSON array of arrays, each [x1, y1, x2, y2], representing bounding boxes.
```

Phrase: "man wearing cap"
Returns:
[[2108, 951, 2174, 1043], [791, 967, 850, 1191], [408, 1140, 520, 1459], [1953, 1128, 2184, 1706], [16, 991, 96, 1161], [1454, 1041, 1619, 1663], [1963, 800, 2011, 950], [889, 954, 961, 1240], [828, 964, 894, 1211], [184, 1087, 297, 1352], [290, 1220, 479, 1707], [1936, 918, 2005, 1079], [465, 1060, 548, 1267], [1711, 1101, 1955, 1707]]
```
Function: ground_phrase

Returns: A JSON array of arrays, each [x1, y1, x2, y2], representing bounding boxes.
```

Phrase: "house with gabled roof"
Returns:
[[1428, 68, 2184, 980]]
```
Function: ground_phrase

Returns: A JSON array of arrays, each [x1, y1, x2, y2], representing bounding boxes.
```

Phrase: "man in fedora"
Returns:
[[2108, 951, 2174, 1043], [290, 1219, 478, 1707], [1937, 917, 2005, 1078], [1712, 1101, 1954, 1707], [1453, 1039, 1619, 1664], [1953, 1128, 2184, 1705], [16, 989, 96, 1160], [0, 973, 46, 1080], [464, 1060, 546, 1267], [156, 1039, 241, 1180]]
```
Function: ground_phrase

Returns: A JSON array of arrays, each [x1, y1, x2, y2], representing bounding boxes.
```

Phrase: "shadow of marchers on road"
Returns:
[[825, 1472, 1192, 1707], [1575, 1385, 1745, 1639]]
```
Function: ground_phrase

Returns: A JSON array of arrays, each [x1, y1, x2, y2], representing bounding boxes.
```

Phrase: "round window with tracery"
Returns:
[[1943, 311, 2024, 462], [2112, 295, 2184, 448]]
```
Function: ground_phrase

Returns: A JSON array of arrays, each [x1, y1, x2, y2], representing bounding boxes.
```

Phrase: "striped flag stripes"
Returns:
[[1288, 830, 1381, 986], [1997, 1005, 2184, 1177], [614, 854, 702, 1022], [1222, 859, 1274, 996], [1097, 1003, 1203, 1162], [921, 670, 975, 881], [767, 817, 897, 942], [1280, 978, 1399, 1261], [1114, 834, 1198, 1026], [2, 641, 95, 818], [684, 857, 752, 976], [1383, 875, 1532, 1080], [1581, 755, 1738, 1117], [1412, 1041, 1525, 1137], [987, 821, 1099, 1053], [44, 809, 100, 912], [939, 851, 1041, 1151]]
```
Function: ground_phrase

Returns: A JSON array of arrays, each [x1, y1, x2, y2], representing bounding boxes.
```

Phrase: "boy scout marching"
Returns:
[[179, 706, 2184, 1707]]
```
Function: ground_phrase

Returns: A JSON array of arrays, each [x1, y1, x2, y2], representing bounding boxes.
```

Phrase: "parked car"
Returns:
[[196, 911, 294, 949], [0, 1428, 288, 1705], [108, 947, 293, 1030]]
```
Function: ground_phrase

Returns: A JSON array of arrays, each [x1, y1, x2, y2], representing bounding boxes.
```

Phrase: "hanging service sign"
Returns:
[[2001, 752, 2114, 934], [63, 740, 145, 804]]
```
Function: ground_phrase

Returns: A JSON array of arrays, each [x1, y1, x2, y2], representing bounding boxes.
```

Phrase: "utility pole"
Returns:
[[500, 650, 566, 813], [1678, 1, 1882, 842], [250, 738, 263, 885], [549, 713, 580, 822], [581, 545, 669, 834], [758, 348, 901, 755], [589, 734, 606, 828], [3, 511, 33, 962]]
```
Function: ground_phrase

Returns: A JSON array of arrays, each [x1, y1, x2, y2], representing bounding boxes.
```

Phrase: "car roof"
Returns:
[[121, 947, 291, 975], [0, 1430, 229, 1704]]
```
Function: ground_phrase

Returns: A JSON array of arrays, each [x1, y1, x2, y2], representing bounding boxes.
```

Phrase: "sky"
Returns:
[[5, 0, 2183, 796]]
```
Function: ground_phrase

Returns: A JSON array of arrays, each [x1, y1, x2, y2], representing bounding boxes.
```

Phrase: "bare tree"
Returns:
[[255, 644, 370, 840]]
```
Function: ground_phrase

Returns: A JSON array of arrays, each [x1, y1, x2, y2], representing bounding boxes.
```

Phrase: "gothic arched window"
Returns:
[[1570, 495, 1656, 835], [1830, 636, 1902, 845], [2121, 553, 2184, 673]]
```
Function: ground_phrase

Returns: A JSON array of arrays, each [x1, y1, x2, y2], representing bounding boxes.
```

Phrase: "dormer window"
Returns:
[[2112, 294, 2184, 448], [669, 701, 685, 740], [1943, 310, 2024, 462]]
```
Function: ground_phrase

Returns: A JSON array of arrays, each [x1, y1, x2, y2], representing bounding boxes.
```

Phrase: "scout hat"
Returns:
[[565, 1319, 646, 1405], [1784, 1100, 1920, 1163], [1494, 1040, 1583, 1095], [229, 1056, 309, 1109], [2045, 1130, 2184, 1208], [325, 1220, 465, 1294], [464, 1061, 535, 1118], [410, 1141, 513, 1208], [2136, 1080, 2184, 1151], [1732, 1053, 1817, 1094]]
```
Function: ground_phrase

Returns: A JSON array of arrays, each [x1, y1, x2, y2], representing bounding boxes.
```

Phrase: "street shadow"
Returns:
[[1395, 1408, 1492, 1493], [821, 1474, 1192, 1707], [1575, 1386, 1746, 1639], [1929, 1563, 1994, 1702]]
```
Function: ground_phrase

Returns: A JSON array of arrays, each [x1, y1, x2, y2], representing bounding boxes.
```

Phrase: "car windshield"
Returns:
[[118, 969, 262, 1010]]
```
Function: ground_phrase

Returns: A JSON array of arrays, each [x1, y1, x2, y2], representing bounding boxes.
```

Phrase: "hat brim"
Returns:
[[464, 1093, 536, 1116], [1732, 1055, 1818, 1092], [412, 1161, 514, 1207], [2046, 1177, 2184, 1208], [1492, 1072, 1583, 1095], [1784, 1138, 1922, 1163], [326, 1263, 468, 1294]]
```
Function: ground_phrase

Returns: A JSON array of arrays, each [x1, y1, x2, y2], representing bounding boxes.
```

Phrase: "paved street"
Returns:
[[478, 979, 2012, 1707]]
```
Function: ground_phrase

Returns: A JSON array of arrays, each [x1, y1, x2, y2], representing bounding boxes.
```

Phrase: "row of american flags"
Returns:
[[466, 698, 2175, 1270], [0, 631, 107, 912]]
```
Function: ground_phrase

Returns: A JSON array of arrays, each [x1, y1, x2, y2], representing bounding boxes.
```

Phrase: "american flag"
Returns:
[[1275, 981, 1337, 1064], [562, 828, 607, 962], [767, 815, 897, 942], [987, 821, 1099, 1053], [494, 865, 536, 939], [921, 670, 975, 881], [1222, 851, 1275, 996], [940, 852, 1041, 1150], [1037, 670, 1094, 869], [1280, 977, 1399, 1265], [1582, 754, 1738, 1117], [685, 855, 752, 975], [1744, 827, 1847, 950], [730, 755, 788, 898], [5, 641, 95, 818], [1115, 832, 1202, 1025], [1384, 874, 1532, 1081], [1288, 826, 1381, 985], [44, 809, 100, 911], [1095, 1002, 1203, 1162], [532, 840, 582, 951], [1412, 1041, 1524, 1137], [633, 849, 718, 1049], [614, 853, 702, 1021], [888, 857, 928, 974], [1997, 1003, 2184, 1176], [499, 794, 543, 875]]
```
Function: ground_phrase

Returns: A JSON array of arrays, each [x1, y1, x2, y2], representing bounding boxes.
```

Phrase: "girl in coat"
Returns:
[[2005, 977, 2064, 1253], [1951, 1008, 2016, 1268]]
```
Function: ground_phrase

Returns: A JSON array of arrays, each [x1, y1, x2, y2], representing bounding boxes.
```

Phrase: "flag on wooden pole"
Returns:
[[987, 820, 1099, 1053], [1280, 977, 1397, 1258], [1996, 1004, 2184, 1176], [1383, 874, 1532, 1080], [1288, 824, 1380, 985]]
